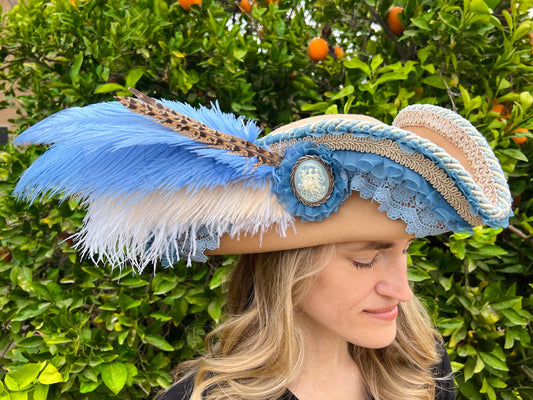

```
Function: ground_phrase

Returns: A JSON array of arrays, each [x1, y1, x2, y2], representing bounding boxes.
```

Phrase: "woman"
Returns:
[[14, 90, 512, 399], [157, 243, 453, 400]]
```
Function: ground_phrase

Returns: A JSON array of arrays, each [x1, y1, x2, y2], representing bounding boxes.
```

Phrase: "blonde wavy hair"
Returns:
[[171, 245, 441, 400]]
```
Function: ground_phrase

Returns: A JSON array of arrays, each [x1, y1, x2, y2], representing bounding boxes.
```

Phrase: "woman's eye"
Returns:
[[352, 259, 375, 269]]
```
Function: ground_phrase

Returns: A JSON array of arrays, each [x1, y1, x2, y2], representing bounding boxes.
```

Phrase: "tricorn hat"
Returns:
[[14, 90, 512, 271]]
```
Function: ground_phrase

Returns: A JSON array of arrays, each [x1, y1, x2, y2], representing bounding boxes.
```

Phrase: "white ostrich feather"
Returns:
[[74, 182, 294, 271]]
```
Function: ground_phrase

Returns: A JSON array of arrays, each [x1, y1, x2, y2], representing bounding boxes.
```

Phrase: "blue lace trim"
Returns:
[[342, 152, 471, 236], [157, 226, 220, 267]]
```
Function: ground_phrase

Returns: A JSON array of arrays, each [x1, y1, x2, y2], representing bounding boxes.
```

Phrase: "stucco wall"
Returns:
[[1, 0, 18, 135]]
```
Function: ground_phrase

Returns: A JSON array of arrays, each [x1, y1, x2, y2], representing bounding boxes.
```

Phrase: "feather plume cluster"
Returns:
[[14, 91, 291, 271]]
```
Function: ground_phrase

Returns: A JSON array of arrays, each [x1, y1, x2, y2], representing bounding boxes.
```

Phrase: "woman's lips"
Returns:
[[363, 304, 399, 321]]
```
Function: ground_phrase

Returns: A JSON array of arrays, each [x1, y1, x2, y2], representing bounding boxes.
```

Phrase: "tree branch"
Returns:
[[361, 0, 409, 63], [507, 225, 533, 246]]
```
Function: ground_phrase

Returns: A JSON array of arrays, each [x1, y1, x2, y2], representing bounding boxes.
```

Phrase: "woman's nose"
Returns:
[[375, 255, 414, 302]]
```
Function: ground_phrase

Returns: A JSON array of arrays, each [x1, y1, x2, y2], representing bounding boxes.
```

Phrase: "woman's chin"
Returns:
[[349, 325, 398, 349]]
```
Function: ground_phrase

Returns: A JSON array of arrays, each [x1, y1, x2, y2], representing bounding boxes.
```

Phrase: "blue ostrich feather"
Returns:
[[14, 99, 272, 202], [14, 100, 261, 147]]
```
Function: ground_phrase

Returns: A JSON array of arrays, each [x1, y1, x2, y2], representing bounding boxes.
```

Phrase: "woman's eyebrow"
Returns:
[[347, 241, 396, 251]]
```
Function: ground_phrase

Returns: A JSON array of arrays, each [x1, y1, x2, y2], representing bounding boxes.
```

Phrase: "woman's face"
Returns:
[[300, 239, 414, 349]]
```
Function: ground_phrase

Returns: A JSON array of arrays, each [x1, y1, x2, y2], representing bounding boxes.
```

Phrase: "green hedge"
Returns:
[[0, 0, 532, 399]]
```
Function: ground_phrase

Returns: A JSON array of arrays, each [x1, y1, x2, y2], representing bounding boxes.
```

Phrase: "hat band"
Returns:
[[270, 134, 483, 227]]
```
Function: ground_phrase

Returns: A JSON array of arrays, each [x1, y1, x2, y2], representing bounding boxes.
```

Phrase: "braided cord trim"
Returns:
[[393, 106, 504, 209], [270, 134, 483, 227]]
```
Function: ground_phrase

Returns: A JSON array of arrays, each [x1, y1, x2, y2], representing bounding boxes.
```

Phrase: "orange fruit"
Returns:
[[179, 0, 202, 10], [308, 38, 329, 62], [491, 103, 505, 114], [511, 128, 528, 145], [511, 136, 527, 145], [334, 45, 344, 59], [491, 103, 511, 119], [386, 6, 404, 35], [240, 0, 252, 13]]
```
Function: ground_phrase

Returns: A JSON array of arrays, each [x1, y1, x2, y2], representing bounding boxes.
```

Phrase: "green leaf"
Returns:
[[326, 85, 354, 101], [125, 68, 145, 89], [473, 244, 507, 257], [149, 311, 172, 321], [491, 298, 522, 311], [370, 54, 383, 73], [487, 377, 507, 389], [144, 335, 174, 351], [513, 20, 533, 42], [207, 298, 223, 322], [469, 0, 490, 14], [33, 384, 49, 400], [501, 309, 528, 325], [233, 47, 247, 61], [79, 377, 100, 393], [94, 83, 126, 94], [449, 239, 466, 259], [480, 377, 497, 400], [520, 91, 533, 109], [38, 363, 63, 385], [479, 352, 509, 371], [449, 324, 467, 347], [100, 362, 128, 395], [437, 317, 464, 329], [153, 276, 178, 294], [10, 393, 27, 400], [458, 379, 483, 400], [0, 382, 7, 397], [407, 266, 431, 282], [209, 265, 231, 289], [498, 148, 528, 162], [344, 58, 370, 76], [484, 0, 499, 8], [439, 12, 460, 30], [464, 355, 483, 381], [457, 344, 477, 357], [5, 363, 44, 391], [438, 275, 453, 291], [417, 45, 434, 64], [12, 303, 51, 321], [325, 104, 338, 114], [423, 75, 446, 89], [124, 363, 138, 385], [70, 51, 83, 80], [301, 102, 329, 112], [410, 16, 431, 31], [374, 71, 408, 86]]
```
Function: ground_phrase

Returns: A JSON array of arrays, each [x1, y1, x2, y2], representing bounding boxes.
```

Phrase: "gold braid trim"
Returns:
[[270, 134, 483, 227], [393, 110, 498, 207]]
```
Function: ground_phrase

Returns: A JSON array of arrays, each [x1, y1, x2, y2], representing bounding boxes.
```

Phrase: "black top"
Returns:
[[156, 343, 455, 400]]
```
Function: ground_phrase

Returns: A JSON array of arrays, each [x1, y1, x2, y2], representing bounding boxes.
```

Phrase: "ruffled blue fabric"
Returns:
[[336, 152, 472, 236], [273, 141, 348, 222]]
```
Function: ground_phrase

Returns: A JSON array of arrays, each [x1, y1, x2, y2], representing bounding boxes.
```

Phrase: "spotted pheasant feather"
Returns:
[[117, 88, 283, 166]]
